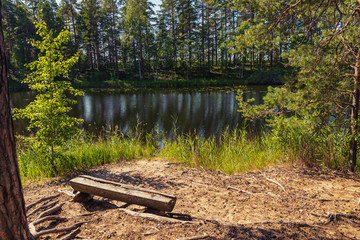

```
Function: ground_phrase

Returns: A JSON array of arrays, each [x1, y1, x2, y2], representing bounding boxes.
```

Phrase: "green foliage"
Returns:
[[13, 18, 83, 171], [3, 0, 36, 79], [236, 1, 360, 171]]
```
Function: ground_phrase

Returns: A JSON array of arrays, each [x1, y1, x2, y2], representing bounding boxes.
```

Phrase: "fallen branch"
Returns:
[[196, 216, 326, 229], [27, 200, 59, 217], [26, 194, 60, 212], [300, 196, 351, 202], [310, 211, 360, 224], [265, 177, 286, 192], [119, 208, 198, 224], [243, 220, 328, 229], [175, 234, 212, 240]]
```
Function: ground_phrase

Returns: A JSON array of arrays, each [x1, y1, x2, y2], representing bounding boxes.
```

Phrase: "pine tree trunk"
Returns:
[[171, 4, 177, 72], [0, 3, 33, 238], [214, 11, 218, 66], [201, 3, 205, 74], [187, 3, 192, 79], [95, 28, 101, 71], [112, 10, 119, 79], [349, 52, 360, 172]]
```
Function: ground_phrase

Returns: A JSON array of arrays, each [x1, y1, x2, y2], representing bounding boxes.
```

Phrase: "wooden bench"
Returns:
[[70, 175, 176, 212]]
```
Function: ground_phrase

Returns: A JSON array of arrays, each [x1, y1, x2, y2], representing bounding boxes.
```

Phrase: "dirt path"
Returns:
[[24, 159, 360, 239]]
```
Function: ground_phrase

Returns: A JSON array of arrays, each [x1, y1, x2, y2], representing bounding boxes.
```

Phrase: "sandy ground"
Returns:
[[23, 159, 360, 239]]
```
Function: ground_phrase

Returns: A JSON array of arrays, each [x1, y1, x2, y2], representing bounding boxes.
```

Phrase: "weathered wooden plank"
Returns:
[[70, 175, 176, 212]]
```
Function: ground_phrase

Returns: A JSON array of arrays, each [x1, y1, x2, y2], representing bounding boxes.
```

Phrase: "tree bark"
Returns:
[[0, 2, 33, 239], [349, 50, 360, 172]]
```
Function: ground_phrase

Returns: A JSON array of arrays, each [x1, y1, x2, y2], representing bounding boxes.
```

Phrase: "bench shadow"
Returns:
[[81, 198, 121, 212], [75, 168, 186, 191]]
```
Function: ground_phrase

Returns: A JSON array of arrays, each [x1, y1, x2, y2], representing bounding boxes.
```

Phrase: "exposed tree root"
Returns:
[[26, 194, 60, 212], [27, 199, 59, 217], [27, 194, 86, 239], [36, 202, 65, 220], [31, 222, 86, 238]]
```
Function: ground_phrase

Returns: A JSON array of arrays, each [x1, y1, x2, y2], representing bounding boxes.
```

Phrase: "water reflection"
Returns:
[[11, 87, 267, 137]]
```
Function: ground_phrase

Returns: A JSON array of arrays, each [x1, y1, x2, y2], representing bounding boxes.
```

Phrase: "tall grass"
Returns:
[[18, 131, 155, 181], [18, 124, 357, 181], [269, 123, 351, 171], [159, 129, 284, 174]]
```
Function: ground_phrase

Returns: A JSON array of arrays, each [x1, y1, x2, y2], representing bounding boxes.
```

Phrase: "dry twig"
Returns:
[[175, 234, 212, 240], [265, 177, 286, 192]]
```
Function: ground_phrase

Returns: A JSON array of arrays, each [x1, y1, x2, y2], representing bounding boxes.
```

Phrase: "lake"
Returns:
[[10, 86, 267, 137]]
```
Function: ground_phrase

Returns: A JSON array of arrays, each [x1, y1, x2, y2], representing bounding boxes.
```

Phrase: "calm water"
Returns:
[[10, 86, 267, 137]]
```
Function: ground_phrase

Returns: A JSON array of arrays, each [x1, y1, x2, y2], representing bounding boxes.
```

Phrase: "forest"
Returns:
[[1, 1, 360, 239], [2, 0, 360, 176], [3, 0, 286, 84], [2, 0, 360, 175]]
